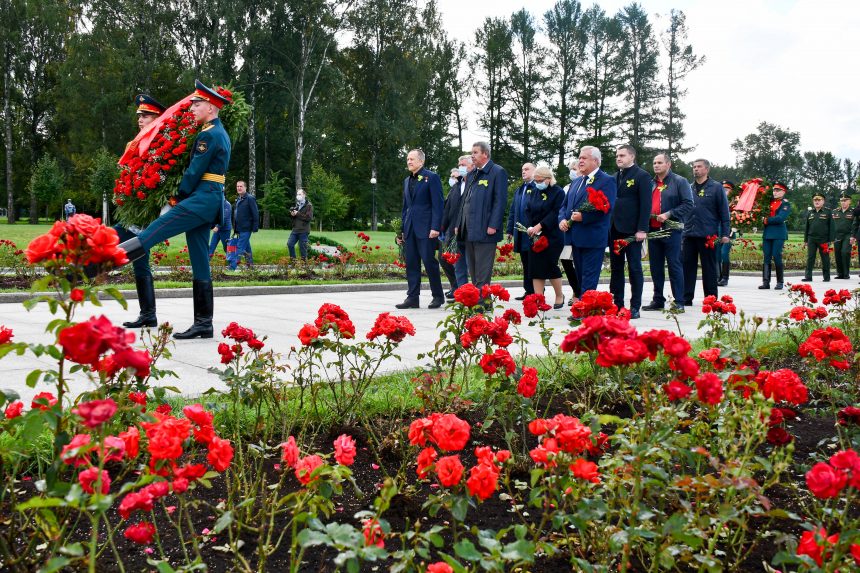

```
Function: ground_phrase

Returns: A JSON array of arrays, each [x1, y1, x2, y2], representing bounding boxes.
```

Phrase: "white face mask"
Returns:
[[448, 177, 458, 186], [458, 166, 468, 177]]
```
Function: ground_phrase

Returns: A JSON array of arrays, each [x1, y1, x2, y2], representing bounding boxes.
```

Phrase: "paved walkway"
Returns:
[[1, 274, 852, 404]]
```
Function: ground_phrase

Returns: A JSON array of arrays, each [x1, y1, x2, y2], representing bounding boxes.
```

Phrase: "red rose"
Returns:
[[118, 490, 155, 519], [295, 454, 324, 485], [466, 461, 500, 500], [838, 406, 860, 426], [695, 373, 723, 405], [664, 379, 693, 401], [207, 436, 234, 472], [569, 458, 600, 483], [142, 415, 191, 461], [517, 367, 539, 398], [4, 401, 23, 419], [0, 325, 12, 345], [78, 467, 111, 495], [766, 427, 793, 446], [298, 324, 320, 346], [60, 434, 92, 467], [73, 398, 118, 428], [123, 522, 156, 545], [366, 312, 416, 343], [70, 288, 85, 302], [31, 391, 57, 410], [503, 308, 522, 325], [408, 416, 434, 446], [806, 462, 847, 498], [430, 414, 471, 451], [119, 426, 140, 458], [25, 233, 59, 264], [333, 434, 357, 466], [362, 518, 384, 548], [426, 563, 454, 573], [596, 337, 649, 367], [796, 528, 838, 566], [453, 283, 481, 307], [416, 446, 437, 478], [479, 348, 516, 376], [183, 403, 214, 427], [435, 455, 464, 487]]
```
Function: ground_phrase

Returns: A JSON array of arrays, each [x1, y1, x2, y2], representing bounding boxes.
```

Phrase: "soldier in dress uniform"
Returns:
[[758, 182, 792, 290], [832, 192, 854, 279], [802, 192, 834, 282], [118, 80, 232, 339], [852, 198, 860, 280], [117, 93, 166, 328]]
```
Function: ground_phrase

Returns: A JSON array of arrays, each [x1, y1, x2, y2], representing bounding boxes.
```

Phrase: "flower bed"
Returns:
[[2, 216, 860, 571]]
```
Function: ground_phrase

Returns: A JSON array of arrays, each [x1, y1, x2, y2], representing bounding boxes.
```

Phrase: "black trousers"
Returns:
[[682, 236, 718, 305], [560, 257, 580, 298], [519, 250, 534, 294], [609, 228, 644, 311]]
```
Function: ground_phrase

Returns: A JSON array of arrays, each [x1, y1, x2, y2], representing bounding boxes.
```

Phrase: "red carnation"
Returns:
[[531, 235, 549, 253]]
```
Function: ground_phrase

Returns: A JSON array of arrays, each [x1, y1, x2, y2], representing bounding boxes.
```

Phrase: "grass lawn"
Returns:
[[0, 221, 399, 264]]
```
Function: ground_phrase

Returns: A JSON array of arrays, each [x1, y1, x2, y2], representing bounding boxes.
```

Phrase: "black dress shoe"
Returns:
[[514, 294, 527, 301], [802, 278, 812, 282], [428, 297, 445, 309], [445, 291, 455, 300], [641, 303, 664, 311], [552, 297, 565, 310], [629, 309, 640, 319], [395, 299, 419, 309]]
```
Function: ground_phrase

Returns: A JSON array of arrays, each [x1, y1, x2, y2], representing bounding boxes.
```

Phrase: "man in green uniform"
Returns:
[[831, 192, 854, 279], [118, 80, 232, 339], [759, 182, 791, 290], [803, 192, 834, 282]]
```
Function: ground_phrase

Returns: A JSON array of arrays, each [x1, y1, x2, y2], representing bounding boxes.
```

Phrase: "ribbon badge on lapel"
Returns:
[[587, 175, 595, 185], [418, 175, 424, 182], [626, 179, 635, 188], [478, 180, 489, 187]]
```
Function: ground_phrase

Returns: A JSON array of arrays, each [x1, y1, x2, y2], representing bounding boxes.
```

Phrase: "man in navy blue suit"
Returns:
[[455, 141, 508, 298], [559, 146, 617, 294], [395, 149, 445, 309]]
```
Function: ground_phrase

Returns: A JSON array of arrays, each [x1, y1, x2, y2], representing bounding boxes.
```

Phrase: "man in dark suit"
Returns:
[[682, 159, 730, 306], [609, 144, 651, 319], [439, 168, 463, 297], [642, 153, 694, 312], [559, 146, 617, 293], [396, 149, 445, 309], [506, 162, 536, 300], [455, 141, 508, 298]]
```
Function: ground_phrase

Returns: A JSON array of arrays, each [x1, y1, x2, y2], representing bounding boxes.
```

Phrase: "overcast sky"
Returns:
[[434, 0, 860, 166]]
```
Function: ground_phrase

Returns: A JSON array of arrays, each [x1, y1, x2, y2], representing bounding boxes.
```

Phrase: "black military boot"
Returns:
[[123, 275, 157, 328], [174, 280, 214, 339], [758, 264, 771, 289], [717, 263, 730, 287], [774, 265, 785, 290], [118, 237, 147, 263]]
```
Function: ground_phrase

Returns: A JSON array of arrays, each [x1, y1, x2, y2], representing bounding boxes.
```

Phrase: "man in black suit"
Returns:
[[609, 145, 651, 319]]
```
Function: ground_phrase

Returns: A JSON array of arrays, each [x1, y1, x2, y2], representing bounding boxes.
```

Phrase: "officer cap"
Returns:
[[189, 79, 232, 109], [721, 180, 735, 190], [840, 191, 852, 200], [812, 192, 825, 200], [772, 181, 789, 192], [135, 94, 166, 116]]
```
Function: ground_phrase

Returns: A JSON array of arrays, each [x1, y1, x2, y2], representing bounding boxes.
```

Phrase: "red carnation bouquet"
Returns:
[[112, 88, 250, 229], [514, 222, 549, 253], [566, 187, 610, 226]]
